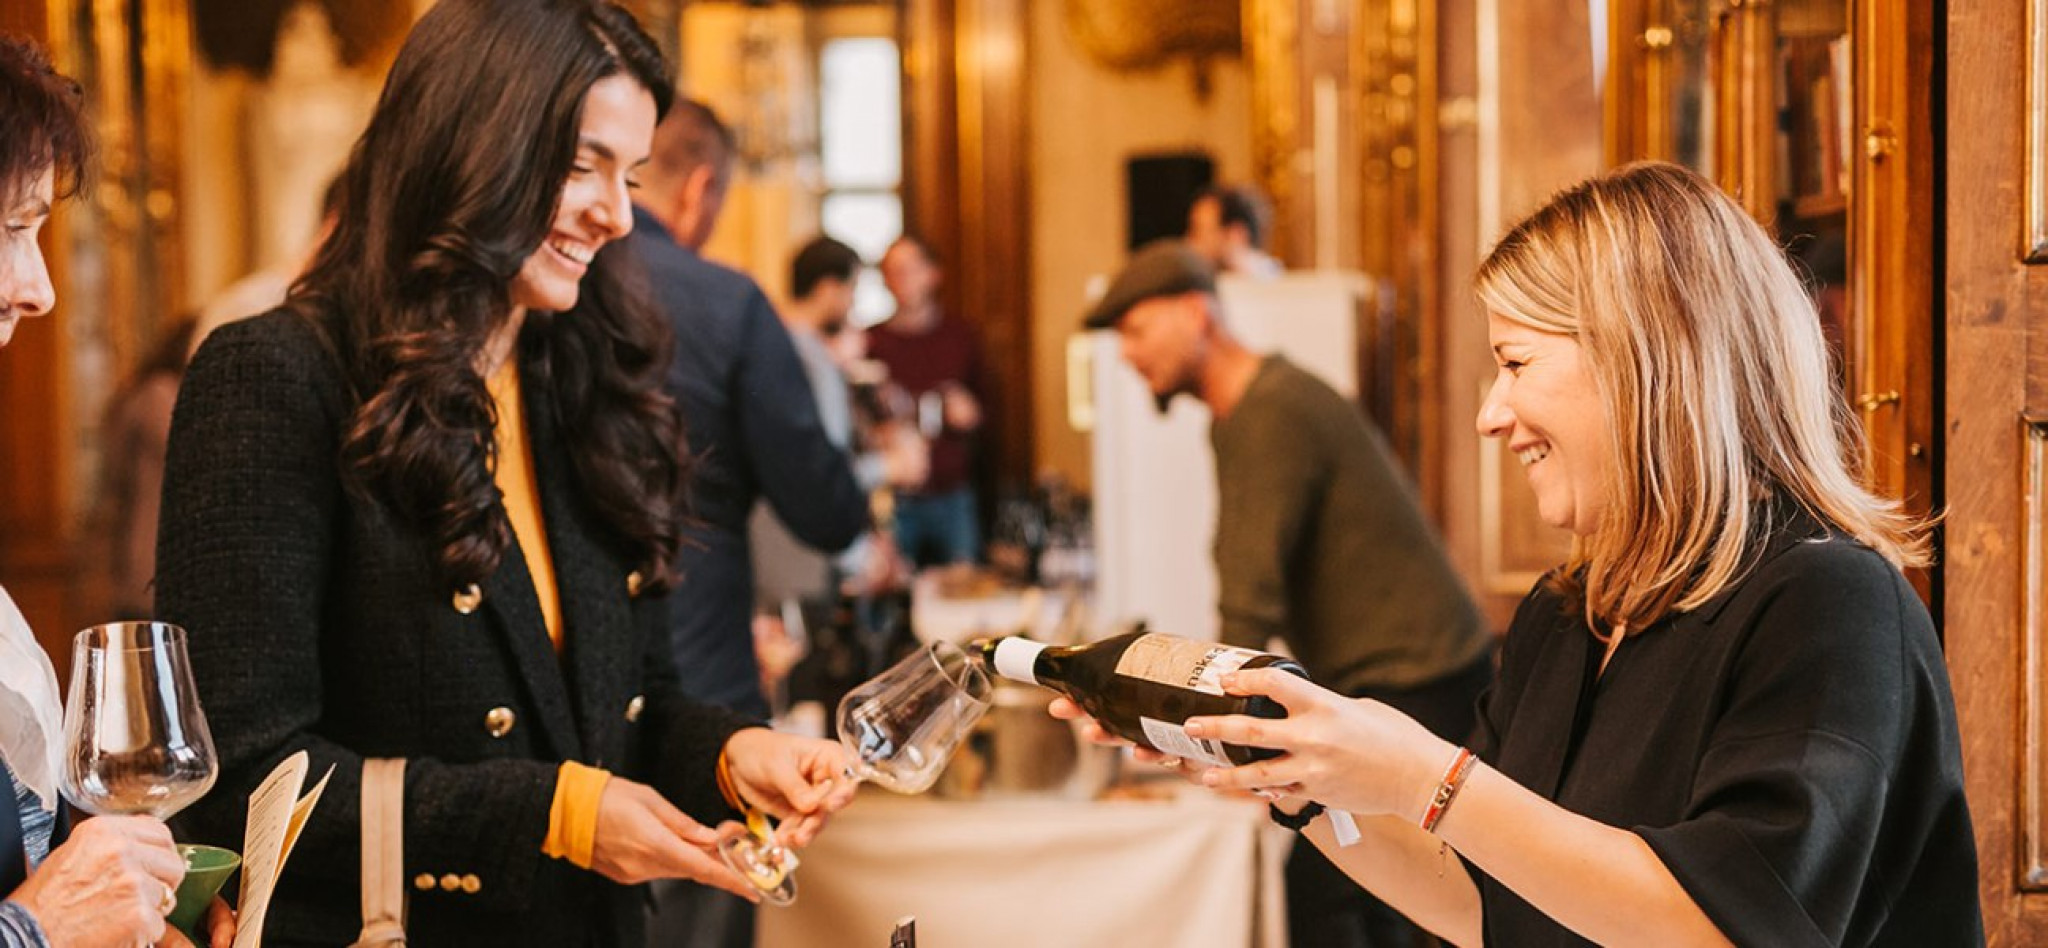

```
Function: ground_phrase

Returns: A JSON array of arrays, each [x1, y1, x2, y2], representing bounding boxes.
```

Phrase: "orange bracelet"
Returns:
[[1419, 746, 1479, 834]]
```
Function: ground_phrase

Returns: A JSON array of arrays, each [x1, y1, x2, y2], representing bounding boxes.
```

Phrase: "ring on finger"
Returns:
[[157, 882, 178, 916]]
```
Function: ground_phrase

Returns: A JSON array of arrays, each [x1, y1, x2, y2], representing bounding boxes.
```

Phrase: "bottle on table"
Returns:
[[972, 628, 1308, 768]]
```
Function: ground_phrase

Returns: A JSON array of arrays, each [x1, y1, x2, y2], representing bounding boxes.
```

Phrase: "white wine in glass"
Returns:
[[59, 622, 218, 819], [718, 640, 993, 905]]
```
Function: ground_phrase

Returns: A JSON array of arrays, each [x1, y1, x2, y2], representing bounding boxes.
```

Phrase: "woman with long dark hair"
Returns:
[[157, 3, 852, 944]]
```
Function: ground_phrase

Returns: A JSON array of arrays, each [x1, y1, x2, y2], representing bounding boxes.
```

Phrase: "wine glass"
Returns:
[[59, 621, 218, 819], [718, 640, 993, 904]]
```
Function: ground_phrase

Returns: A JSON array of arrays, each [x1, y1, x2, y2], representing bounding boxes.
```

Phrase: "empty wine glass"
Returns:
[[59, 621, 218, 819], [718, 640, 993, 905]]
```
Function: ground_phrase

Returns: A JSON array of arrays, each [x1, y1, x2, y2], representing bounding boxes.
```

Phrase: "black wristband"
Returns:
[[1267, 800, 1325, 831]]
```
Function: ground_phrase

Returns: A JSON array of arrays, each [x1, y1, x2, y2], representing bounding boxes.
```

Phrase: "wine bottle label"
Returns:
[[1113, 634, 1261, 696], [1139, 715, 1233, 769]]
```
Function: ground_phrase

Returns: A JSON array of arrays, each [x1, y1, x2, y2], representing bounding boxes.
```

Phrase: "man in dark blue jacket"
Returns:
[[629, 99, 866, 948], [629, 99, 866, 720]]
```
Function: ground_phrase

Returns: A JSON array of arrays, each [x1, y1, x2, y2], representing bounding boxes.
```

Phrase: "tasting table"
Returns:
[[756, 786, 1291, 948]]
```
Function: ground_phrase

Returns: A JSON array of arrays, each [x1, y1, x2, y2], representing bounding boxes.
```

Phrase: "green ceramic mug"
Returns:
[[168, 843, 241, 941]]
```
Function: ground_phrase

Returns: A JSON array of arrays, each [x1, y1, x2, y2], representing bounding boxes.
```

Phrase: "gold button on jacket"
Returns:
[[439, 874, 463, 892], [484, 706, 516, 738], [413, 873, 436, 892], [461, 874, 482, 894], [624, 695, 645, 723]]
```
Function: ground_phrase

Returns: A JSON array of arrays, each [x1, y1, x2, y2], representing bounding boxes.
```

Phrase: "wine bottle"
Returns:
[[973, 630, 1308, 768]]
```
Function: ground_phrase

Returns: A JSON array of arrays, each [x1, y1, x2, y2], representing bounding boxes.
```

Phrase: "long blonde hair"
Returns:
[[1475, 161, 1927, 631]]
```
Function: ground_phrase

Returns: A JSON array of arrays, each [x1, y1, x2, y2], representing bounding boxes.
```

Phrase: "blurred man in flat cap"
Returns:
[[1087, 240, 1492, 948]]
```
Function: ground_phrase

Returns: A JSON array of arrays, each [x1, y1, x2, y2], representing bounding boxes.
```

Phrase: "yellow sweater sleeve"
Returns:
[[489, 361, 595, 861], [542, 761, 613, 868]]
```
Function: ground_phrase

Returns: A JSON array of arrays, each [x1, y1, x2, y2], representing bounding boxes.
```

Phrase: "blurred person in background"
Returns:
[[1185, 184, 1281, 279], [750, 234, 925, 611], [0, 32, 233, 948], [155, 4, 854, 944], [188, 175, 340, 358], [100, 315, 199, 618], [1085, 239, 1491, 948], [629, 102, 867, 948], [871, 235, 986, 568]]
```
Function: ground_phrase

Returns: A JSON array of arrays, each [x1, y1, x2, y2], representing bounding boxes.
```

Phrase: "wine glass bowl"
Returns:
[[836, 640, 992, 794], [59, 622, 218, 819], [719, 641, 992, 906]]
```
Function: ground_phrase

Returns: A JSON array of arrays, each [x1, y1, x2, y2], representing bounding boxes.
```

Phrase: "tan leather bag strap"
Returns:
[[352, 758, 407, 947]]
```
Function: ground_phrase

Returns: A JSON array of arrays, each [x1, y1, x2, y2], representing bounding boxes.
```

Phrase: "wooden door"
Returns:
[[1947, 0, 2048, 938]]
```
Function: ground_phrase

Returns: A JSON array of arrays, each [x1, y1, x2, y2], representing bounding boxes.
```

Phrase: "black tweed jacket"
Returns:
[[157, 308, 755, 947]]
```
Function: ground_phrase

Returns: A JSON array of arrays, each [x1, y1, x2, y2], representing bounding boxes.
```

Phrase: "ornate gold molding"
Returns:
[[1244, 0, 1300, 260], [1061, 0, 1241, 71]]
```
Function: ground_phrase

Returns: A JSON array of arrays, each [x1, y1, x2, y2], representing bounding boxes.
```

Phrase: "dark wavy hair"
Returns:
[[294, 0, 686, 591], [0, 33, 91, 210]]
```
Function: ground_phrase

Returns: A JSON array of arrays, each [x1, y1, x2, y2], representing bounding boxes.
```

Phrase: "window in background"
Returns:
[[818, 36, 903, 326]]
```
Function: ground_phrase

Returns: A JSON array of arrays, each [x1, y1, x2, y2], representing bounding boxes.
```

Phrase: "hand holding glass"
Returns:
[[718, 640, 993, 904], [59, 622, 234, 935], [59, 622, 218, 819]]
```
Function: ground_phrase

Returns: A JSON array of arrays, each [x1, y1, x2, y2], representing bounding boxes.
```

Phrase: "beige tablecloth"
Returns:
[[757, 789, 1290, 948]]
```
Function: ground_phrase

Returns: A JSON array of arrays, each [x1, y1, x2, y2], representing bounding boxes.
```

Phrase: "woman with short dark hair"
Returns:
[[0, 31, 234, 948]]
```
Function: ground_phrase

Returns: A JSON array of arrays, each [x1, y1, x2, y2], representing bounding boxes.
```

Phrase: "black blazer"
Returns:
[[157, 309, 754, 948]]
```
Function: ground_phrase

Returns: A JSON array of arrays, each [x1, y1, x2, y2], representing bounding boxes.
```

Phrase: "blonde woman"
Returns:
[[1062, 162, 1982, 945]]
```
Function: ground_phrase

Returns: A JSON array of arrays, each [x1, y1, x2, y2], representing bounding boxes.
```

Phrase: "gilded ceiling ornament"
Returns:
[[1062, 0, 1242, 77]]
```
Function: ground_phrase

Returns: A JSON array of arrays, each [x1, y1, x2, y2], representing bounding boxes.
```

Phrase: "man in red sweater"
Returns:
[[869, 236, 986, 566]]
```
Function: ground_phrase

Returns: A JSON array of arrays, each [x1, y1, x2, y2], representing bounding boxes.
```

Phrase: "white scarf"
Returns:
[[0, 585, 63, 812]]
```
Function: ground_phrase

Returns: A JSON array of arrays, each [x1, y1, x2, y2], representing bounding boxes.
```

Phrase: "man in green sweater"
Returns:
[[1086, 240, 1492, 948]]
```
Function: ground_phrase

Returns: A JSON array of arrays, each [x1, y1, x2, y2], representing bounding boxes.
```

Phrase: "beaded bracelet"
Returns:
[[1419, 746, 1479, 834]]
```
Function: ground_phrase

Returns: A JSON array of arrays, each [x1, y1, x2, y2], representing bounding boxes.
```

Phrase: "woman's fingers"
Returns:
[[1184, 711, 1290, 751], [1219, 667, 1327, 710], [1198, 755, 1307, 794]]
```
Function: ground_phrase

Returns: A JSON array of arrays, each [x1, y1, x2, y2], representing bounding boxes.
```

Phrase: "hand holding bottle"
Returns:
[[1181, 667, 1458, 823], [1046, 695, 1200, 772]]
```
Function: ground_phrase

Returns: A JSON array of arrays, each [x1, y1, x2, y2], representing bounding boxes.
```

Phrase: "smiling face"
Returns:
[[1477, 310, 1614, 536], [508, 73, 657, 314], [0, 168, 56, 349]]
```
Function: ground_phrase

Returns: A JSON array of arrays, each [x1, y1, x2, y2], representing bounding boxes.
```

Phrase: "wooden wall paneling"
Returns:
[[1947, 0, 2048, 936], [0, 0, 83, 669], [1245, 0, 1304, 265], [901, 0, 1034, 488], [954, 0, 1031, 487]]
